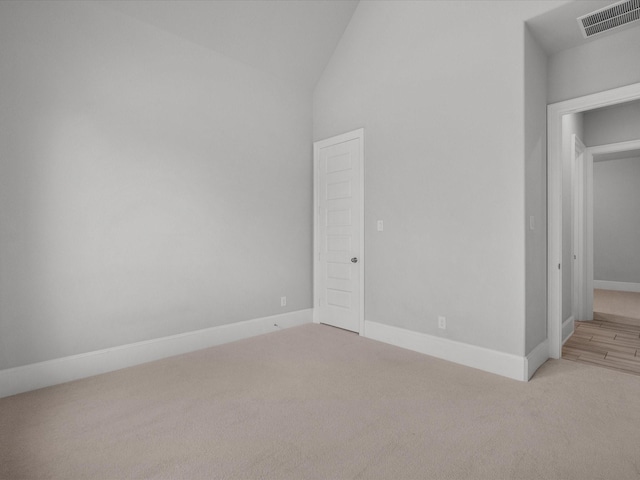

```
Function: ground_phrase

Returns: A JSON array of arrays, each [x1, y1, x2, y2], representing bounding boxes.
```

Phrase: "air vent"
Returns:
[[577, 0, 640, 38]]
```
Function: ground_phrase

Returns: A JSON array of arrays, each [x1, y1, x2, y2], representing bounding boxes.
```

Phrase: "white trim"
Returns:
[[358, 131, 365, 336], [589, 139, 640, 156], [313, 128, 365, 335], [526, 339, 550, 380], [364, 320, 529, 381], [547, 82, 640, 360], [562, 316, 575, 344], [0, 309, 313, 399], [586, 148, 595, 320], [594, 280, 640, 293]]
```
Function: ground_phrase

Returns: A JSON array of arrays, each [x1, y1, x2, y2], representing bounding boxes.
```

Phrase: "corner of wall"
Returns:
[[0, 310, 313, 399]]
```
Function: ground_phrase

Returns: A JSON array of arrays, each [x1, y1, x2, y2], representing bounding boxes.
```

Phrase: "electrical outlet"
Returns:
[[280, 296, 287, 307], [438, 316, 446, 330]]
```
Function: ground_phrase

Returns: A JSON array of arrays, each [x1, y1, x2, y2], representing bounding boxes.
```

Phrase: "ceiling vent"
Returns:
[[577, 0, 640, 38]]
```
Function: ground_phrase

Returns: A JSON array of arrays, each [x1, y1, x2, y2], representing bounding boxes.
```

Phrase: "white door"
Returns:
[[571, 134, 587, 321], [313, 129, 364, 333], [571, 134, 595, 322]]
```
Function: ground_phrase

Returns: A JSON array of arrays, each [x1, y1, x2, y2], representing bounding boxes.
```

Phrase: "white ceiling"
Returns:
[[527, 0, 640, 55], [97, 0, 360, 91], [96, 1, 640, 88]]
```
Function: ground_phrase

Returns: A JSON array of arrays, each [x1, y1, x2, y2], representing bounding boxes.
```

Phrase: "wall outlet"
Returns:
[[280, 296, 287, 307], [438, 316, 446, 330]]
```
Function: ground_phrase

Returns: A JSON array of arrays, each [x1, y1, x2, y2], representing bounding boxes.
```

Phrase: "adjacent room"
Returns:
[[1, 0, 640, 478], [559, 100, 640, 374]]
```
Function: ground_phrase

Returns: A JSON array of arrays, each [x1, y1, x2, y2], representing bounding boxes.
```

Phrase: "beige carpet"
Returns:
[[2, 323, 640, 480]]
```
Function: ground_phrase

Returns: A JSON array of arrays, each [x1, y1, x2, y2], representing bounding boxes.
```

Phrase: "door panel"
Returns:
[[572, 134, 591, 322], [314, 130, 363, 333]]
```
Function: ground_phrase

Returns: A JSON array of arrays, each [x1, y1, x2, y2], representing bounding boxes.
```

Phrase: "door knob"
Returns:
[[351, 257, 358, 263]]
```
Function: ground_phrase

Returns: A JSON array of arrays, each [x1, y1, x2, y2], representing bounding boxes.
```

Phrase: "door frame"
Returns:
[[571, 133, 590, 322], [547, 82, 640, 359], [313, 128, 365, 334], [587, 138, 640, 291]]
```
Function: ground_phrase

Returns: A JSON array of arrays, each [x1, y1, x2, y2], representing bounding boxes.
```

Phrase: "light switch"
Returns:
[[377, 220, 384, 231]]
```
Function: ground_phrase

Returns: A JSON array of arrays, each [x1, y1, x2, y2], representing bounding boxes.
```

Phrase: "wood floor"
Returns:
[[563, 289, 640, 376]]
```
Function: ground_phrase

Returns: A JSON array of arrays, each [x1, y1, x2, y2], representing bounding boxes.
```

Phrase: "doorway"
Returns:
[[313, 128, 364, 334], [589, 138, 640, 342], [562, 138, 640, 375], [547, 82, 640, 359], [588, 138, 640, 296]]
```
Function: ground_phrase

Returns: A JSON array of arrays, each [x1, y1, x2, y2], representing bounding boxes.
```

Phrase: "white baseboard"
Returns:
[[562, 316, 575, 344], [0, 309, 313, 399], [364, 320, 528, 381], [526, 339, 549, 380], [594, 280, 640, 293]]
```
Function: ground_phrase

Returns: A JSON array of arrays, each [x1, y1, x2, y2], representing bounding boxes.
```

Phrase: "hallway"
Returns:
[[562, 289, 640, 375]]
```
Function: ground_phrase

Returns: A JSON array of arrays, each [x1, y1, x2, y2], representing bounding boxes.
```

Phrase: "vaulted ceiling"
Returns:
[[98, 0, 359, 92], [98, 0, 640, 89]]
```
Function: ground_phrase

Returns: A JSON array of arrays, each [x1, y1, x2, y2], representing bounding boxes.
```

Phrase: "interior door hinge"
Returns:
[[558, 263, 561, 270]]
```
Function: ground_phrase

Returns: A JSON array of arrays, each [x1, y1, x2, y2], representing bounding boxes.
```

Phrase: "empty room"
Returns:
[[1, 0, 640, 478]]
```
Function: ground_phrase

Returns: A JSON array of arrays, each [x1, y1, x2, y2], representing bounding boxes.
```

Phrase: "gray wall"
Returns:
[[548, 25, 640, 104], [548, 25, 640, 323], [593, 157, 640, 284], [0, 2, 312, 370], [584, 100, 640, 147], [314, 1, 556, 357], [524, 26, 548, 354]]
